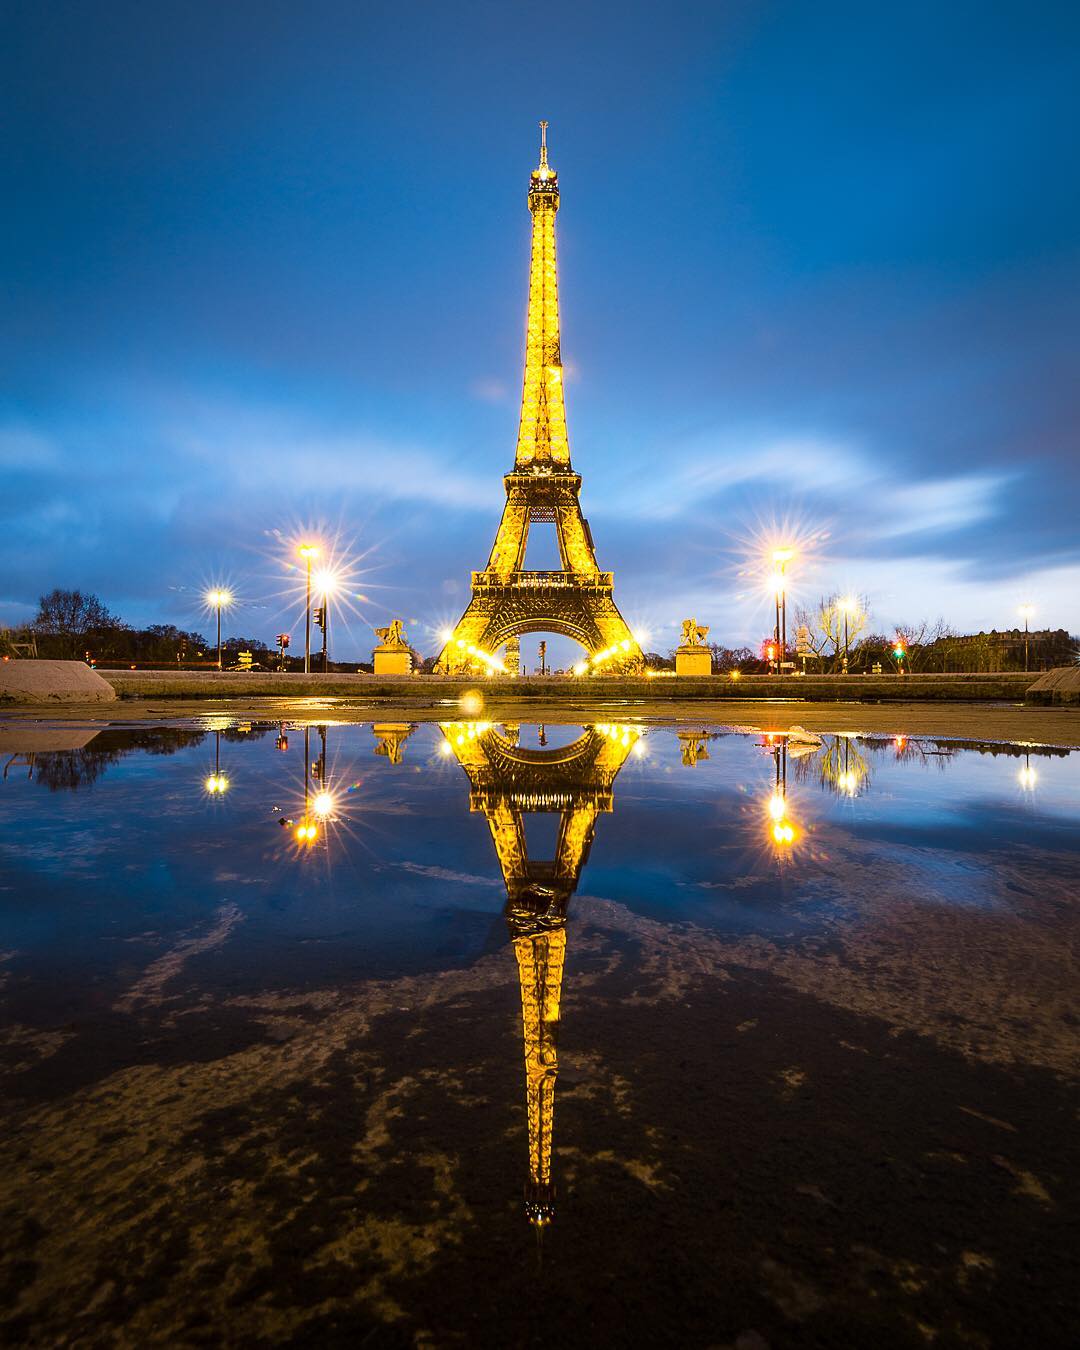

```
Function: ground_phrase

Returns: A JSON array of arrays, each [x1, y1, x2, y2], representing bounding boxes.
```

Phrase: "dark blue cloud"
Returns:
[[2, 0, 1078, 655]]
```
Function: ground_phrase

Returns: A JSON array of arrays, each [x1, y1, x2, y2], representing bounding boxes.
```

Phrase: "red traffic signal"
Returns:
[[276, 633, 291, 648]]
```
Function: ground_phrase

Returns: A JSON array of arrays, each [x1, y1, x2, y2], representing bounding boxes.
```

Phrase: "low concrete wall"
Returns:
[[1026, 666, 1080, 705], [0, 660, 117, 704], [99, 669, 1037, 703]]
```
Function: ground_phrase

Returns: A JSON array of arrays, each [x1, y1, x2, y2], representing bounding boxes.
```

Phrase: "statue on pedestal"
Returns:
[[373, 619, 413, 676], [675, 618, 712, 677]]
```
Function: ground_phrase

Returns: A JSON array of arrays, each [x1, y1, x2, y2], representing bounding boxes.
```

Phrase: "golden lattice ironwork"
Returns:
[[441, 720, 640, 1224], [436, 125, 641, 674]]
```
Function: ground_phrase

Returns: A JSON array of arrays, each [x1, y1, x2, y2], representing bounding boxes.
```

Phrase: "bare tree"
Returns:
[[894, 618, 953, 671], [33, 589, 121, 658], [793, 596, 869, 671]]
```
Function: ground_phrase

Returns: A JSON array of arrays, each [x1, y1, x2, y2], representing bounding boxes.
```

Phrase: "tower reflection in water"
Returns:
[[440, 721, 642, 1226]]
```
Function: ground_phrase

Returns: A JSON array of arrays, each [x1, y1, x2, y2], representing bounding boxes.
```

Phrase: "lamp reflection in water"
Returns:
[[440, 721, 641, 1228], [765, 735, 798, 848], [204, 731, 229, 795], [821, 735, 870, 798], [293, 725, 335, 846], [1018, 753, 1037, 791]]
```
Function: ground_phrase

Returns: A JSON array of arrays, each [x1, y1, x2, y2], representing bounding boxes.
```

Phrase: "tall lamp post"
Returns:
[[298, 544, 319, 674], [1018, 604, 1035, 673], [206, 589, 232, 671], [838, 595, 858, 673], [315, 570, 337, 673], [772, 549, 794, 675]]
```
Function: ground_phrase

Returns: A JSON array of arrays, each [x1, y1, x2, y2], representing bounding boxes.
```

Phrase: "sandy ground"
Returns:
[[2, 696, 1080, 746]]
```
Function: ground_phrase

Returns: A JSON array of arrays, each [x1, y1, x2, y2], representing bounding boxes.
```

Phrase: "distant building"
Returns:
[[923, 628, 1074, 673]]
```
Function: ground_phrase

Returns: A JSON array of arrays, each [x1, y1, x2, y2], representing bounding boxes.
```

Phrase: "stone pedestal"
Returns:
[[373, 646, 412, 676], [675, 646, 711, 677]]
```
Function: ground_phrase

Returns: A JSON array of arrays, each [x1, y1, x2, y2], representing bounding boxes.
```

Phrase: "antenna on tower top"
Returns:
[[539, 120, 549, 168]]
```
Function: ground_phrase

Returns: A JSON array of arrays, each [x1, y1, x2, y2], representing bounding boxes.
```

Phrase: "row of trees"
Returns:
[[790, 596, 1075, 673], [17, 589, 271, 665], [8, 587, 1077, 673]]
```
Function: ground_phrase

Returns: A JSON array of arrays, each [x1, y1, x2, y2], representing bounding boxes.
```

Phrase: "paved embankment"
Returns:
[[96, 669, 1036, 702]]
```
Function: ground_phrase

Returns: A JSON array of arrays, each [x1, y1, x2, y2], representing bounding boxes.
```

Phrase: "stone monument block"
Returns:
[[373, 647, 412, 676], [675, 647, 711, 677]]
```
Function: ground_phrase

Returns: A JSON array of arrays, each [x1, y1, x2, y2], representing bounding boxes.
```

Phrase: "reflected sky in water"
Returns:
[[1, 719, 1078, 1345], [1, 721, 1076, 1008]]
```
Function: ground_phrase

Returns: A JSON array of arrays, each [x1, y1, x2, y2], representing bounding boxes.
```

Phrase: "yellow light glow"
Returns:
[[459, 690, 484, 716], [439, 740, 453, 756], [298, 543, 319, 560], [838, 595, 859, 614], [314, 569, 338, 596], [767, 792, 786, 822], [573, 661, 589, 677], [204, 774, 230, 794], [772, 548, 794, 564], [1018, 765, 1037, 789], [205, 589, 233, 608], [295, 820, 318, 843], [439, 628, 454, 642], [768, 572, 785, 595], [730, 669, 741, 681], [312, 790, 335, 819], [1018, 604, 1035, 620], [632, 628, 650, 646], [772, 821, 796, 845]]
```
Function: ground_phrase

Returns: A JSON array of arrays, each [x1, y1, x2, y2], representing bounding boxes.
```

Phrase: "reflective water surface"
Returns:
[[1, 719, 1078, 1346]]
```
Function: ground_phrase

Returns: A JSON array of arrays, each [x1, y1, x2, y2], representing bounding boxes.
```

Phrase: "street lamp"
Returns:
[[314, 569, 337, 673], [298, 544, 319, 674], [838, 596, 858, 673], [1018, 604, 1035, 673], [771, 549, 794, 675], [205, 589, 233, 671]]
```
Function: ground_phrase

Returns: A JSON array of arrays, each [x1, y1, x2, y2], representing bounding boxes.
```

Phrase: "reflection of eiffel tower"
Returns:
[[441, 721, 640, 1224], [435, 125, 641, 675]]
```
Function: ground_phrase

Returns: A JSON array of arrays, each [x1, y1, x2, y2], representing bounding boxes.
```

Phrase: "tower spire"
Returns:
[[518, 121, 566, 469]]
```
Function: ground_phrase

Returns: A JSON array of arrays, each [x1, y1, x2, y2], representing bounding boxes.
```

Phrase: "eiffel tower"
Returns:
[[441, 720, 641, 1224], [436, 124, 642, 675]]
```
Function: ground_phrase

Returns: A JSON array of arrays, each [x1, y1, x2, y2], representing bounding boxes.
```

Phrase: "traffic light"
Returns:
[[313, 608, 326, 630], [276, 633, 290, 649], [892, 641, 906, 659]]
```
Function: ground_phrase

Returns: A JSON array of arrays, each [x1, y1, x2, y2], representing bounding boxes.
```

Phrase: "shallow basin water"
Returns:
[[1, 718, 1077, 1346]]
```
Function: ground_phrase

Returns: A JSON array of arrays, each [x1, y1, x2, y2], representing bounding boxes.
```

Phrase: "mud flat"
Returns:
[[2, 696, 1078, 747]]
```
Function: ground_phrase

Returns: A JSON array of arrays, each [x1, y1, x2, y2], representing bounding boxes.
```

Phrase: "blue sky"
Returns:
[[3, 0, 1078, 660]]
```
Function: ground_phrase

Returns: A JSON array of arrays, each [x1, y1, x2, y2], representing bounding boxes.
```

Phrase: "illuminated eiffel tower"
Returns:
[[436, 125, 642, 675], [441, 720, 641, 1224]]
